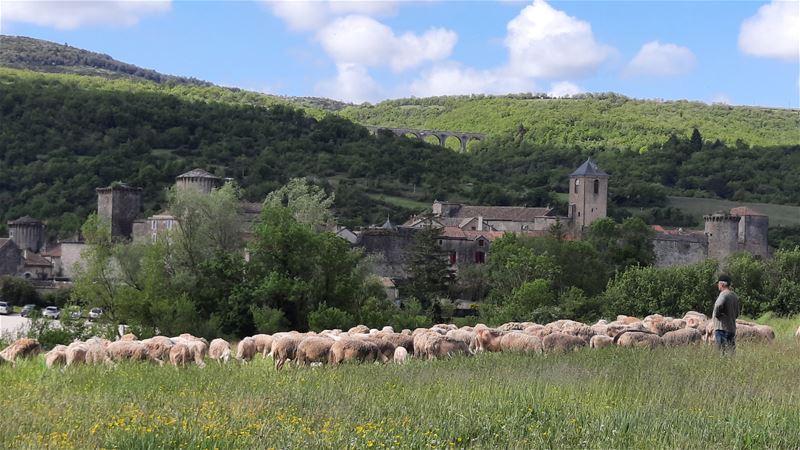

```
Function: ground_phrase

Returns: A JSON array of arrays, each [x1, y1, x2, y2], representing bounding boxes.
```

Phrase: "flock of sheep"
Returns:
[[0, 311, 795, 370]]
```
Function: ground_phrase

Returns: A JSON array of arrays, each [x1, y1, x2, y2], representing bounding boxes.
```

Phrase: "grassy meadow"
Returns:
[[1, 323, 799, 450], [667, 196, 800, 227]]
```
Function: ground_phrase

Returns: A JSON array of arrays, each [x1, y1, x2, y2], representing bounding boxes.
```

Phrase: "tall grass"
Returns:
[[2, 334, 799, 449]]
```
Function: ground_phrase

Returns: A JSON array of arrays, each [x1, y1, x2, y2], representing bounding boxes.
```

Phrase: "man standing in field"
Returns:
[[711, 274, 740, 355]]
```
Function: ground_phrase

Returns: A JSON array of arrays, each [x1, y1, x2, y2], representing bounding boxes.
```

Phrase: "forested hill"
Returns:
[[339, 95, 800, 151], [0, 35, 212, 86], [0, 35, 347, 113]]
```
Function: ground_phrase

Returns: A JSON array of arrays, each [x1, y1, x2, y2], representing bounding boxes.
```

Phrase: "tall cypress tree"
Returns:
[[406, 223, 455, 312], [689, 128, 703, 152]]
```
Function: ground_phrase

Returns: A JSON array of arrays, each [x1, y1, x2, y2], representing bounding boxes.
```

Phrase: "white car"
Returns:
[[0, 302, 11, 315], [42, 306, 60, 319], [89, 308, 104, 320]]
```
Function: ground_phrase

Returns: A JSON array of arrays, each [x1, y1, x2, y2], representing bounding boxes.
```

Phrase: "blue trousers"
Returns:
[[714, 330, 736, 354]]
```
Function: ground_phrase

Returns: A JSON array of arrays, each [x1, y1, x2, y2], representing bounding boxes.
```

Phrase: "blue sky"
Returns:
[[2, 1, 799, 107]]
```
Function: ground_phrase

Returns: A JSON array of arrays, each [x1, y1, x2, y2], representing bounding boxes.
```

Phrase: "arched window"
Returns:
[[574, 179, 580, 193], [593, 179, 599, 194]]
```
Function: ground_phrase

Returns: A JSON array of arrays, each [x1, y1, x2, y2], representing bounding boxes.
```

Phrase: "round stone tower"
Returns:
[[176, 169, 222, 194], [8, 216, 45, 252], [704, 213, 740, 261], [731, 207, 769, 260]]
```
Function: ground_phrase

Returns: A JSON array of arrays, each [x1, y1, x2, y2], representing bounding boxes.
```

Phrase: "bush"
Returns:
[[0, 276, 40, 307], [250, 306, 289, 334], [387, 298, 432, 331], [308, 304, 355, 332]]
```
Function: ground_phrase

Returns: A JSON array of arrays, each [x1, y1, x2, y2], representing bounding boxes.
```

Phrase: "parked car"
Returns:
[[70, 309, 82, 320], [42, 306, 60, 320], [0, 301, 11, 315], [89, 307, 104, 320], [20, 304, 36, 317]]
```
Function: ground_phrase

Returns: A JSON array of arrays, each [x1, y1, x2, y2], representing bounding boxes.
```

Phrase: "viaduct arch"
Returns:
[[366, 126, 486, 152]]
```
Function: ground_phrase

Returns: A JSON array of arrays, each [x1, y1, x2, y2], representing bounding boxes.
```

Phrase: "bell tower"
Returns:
[[568, 159, 609, 229]]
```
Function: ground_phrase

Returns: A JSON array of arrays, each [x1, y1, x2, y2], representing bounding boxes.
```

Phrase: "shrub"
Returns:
[[308, 304, 355, 332], [0, 276, 40, 307]]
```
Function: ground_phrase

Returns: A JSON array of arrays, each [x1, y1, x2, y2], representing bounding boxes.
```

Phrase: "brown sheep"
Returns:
[[589, 335, 613, 349], [208, 338, 232, 363], [523, 324, 546, 335], [295, 336, 335, 365], [236, 337, 257, 363], [1, 338, 41, 362], [186, 339, 208, 368], [426, 335, 471, 359], [328, 338, 380, 366], [645, 319, 686, 336], [364, 336, 395, 362], [736, 324, 775, 343], [614, 331, 663, 349], [141, 336, 174, 362], [445, 329, 476, 347], [499, 332, 543, 353], [616, 315, 641, 325], [45, 345, 68, 368], [473, 327, 505, 353], [118, 333, 138, 341], [66, 342, 89, 366], [543, 332, 587, 352], [561, 322, 596, 343], [84, 342, 111, 365], [272, 335, 302, 370], [662, 328, 703, 347], [347, 325, 370, 334], [106, 340, 153, 362], [682, 311, 707, 329], [376, 332, 414, 353], [252, 334, 273, 357], [169, 343, 192, 368]]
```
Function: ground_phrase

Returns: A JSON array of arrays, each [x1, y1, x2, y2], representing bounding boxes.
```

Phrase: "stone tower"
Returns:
[[8, 216, 45, 252], [96, 183, 142, 240], [175, 169, 222, 194], [731, 207, 769, 260], [568, 159, 609, 229], [704, 213, 740, 261]]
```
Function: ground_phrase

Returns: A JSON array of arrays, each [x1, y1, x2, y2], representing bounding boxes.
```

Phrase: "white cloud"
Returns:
[[317, 15, 456, 72], [738, 0, 800, 60], [504, 0, 612, 79], [315, 63, 382, 103], [548, 81, 582, 98], [408, 63, 533, 97], [266, 0, 398, 32], [2, 1, 171, 30], [625, 41, 696, 77]]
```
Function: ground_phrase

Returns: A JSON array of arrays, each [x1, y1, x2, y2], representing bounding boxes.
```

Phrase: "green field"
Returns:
[[2, 320, 799, 449], [366, 193, 431, 211], [667, 196, 800, 227]]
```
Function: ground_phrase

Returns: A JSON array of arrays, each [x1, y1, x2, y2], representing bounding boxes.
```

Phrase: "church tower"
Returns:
[[568, 159, 609, 229]]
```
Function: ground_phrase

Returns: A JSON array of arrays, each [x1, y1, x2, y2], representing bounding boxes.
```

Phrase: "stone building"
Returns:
[[7, 216, 46, 253], [652, 207, 770, 267], [0, 238, 23, 276], [96, 183, 142, 240]]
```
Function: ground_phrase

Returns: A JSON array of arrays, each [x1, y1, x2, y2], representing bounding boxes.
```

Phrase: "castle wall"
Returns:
[[59, 242, 86, 279], [0, 241, 23, 276], [9, 223, 45, 253], [704, 214, 740, 261], [738, 215, 769, 259], [97, 186, 142, 240], [653, 236, 708, 267], [357, 228, 418, 278]]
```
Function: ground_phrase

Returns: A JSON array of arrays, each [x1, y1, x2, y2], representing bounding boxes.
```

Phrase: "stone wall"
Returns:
[[653, 235, 708, 267], [0, 241, 22, 276], [357, 228, 418, 278]]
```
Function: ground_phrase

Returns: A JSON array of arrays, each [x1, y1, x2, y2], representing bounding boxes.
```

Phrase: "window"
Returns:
[[438, 239, 443, 245], [150, 220, 156, 230], [449, 252, 457, 265], [478, 239, 484, 247], [574, 179, 580, 193], [593, 179, 599, 194], [475, 251, 485, 264]]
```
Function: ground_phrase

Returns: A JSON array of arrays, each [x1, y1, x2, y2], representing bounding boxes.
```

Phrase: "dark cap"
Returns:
[[717, 274, 732, 285]]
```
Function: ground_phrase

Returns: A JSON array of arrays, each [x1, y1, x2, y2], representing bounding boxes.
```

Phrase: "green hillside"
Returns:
[[340, 95, 800, 151]]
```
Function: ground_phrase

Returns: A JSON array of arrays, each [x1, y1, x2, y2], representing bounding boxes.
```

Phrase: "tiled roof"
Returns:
[[440, 227, 505, 241], [454, 205, 554, 221], [651, 225, 707, 242], [24, 252, 52, 267], [177, 168, 220, 179], [569, 159, 609, 178], [730, 207, 767, 217], [8, 216, 43, 225], [41, 244, 61, 258]]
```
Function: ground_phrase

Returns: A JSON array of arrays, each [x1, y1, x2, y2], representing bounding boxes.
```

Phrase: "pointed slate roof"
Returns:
[[569, 159, 609, 178], [380, 216, 397, 230], [177, 168, 220, 179], [8, 216, 43, 225]]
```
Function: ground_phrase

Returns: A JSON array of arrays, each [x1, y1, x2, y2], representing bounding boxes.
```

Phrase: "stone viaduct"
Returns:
[[366, 126, 486, 152]]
